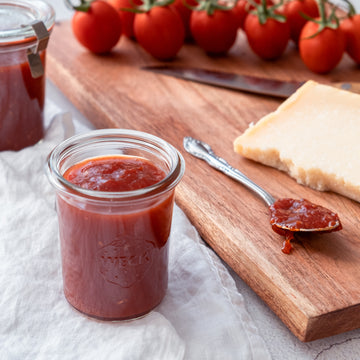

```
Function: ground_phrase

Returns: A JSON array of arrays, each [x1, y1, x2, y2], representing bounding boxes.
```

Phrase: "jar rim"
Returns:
[[0, 0, 55, 48], [46, 129, 185, 201]]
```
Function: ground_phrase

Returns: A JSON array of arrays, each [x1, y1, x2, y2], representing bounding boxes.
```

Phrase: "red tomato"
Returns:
[[244, 14, 290, 60], [72, 0, 122, 53], [283, 0, 319, 43], [340, 14, 360, 64], [190, 9, 238, 54], [171, 0, 198, 40], [232, 0, 248, 28], [107, 0, 142, 39], [299, 20, 345, 73], [134, 6, 185, 60]]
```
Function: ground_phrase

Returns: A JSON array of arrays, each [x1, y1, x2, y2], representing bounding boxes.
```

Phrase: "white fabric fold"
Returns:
[[0, 100, 270, 360]]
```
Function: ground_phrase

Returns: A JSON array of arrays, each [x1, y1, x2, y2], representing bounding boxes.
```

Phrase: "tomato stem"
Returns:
[[65, 0, 94, 12], [317, 0, 328, 24], [248, 0, 286, 25], [341, 0, 357, 17], [301, 0, 341, 38], [189, 0, 236, 16], [121, 0, 175, 13]]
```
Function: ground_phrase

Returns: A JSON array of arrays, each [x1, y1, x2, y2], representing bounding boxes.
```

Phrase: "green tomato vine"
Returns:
[[248, 0, 287, 25], [186, 0, 236, 16]]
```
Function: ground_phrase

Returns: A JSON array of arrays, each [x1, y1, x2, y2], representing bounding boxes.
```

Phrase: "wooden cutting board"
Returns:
[[47, 21, 360, 342]]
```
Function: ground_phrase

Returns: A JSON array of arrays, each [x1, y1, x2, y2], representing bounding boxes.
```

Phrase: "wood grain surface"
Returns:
[[47, 21, 360, 342]]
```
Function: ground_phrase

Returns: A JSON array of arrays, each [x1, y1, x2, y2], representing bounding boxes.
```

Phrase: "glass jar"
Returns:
[[46, 129, 185, 321], [0, 0, 55, 151]]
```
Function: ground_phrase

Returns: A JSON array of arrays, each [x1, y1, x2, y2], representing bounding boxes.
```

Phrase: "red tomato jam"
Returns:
[[0, 51, 45, 151], [269, 198, 342, 254], [57, 155, 174, 320]]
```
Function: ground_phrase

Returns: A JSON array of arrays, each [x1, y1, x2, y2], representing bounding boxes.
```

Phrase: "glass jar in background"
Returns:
[[46, 129, 185, 321], [0, 0, 55, 151]]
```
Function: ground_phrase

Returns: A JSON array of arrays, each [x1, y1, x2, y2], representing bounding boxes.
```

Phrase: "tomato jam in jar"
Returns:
[[0, 1, 55, 151], [46, 130, 185, 320]]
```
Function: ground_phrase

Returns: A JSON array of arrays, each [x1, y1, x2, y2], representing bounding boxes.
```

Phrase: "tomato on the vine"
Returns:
[[134, 5, 185, 60], [283, 0, 319, 43], [299, 21, 345, 73], [69, 0, 122, 53], [232, 0, 248, 28], [341, 15, 360, 64], [299, 0, 345, 74], [108, 0, 143, 39], [170, 0, 198, 40], [244, 1, 290, 60], [190, 0, 239, 54], [340, 1, 360, 64]]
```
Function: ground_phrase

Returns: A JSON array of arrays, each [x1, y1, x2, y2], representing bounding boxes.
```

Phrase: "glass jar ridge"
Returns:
[[0, 0, 55, 50]]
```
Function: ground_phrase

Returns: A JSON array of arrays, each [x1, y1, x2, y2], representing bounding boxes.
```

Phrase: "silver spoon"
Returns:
[[183, 136, 342, 234]]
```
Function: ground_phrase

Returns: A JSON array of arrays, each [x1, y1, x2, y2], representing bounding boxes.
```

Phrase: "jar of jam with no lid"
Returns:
[[0, 1, 55, 151], [46, 130, 185, 321]]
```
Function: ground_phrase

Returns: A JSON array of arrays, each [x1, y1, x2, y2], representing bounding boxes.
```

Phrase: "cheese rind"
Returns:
[[234, 80, 360, 203]]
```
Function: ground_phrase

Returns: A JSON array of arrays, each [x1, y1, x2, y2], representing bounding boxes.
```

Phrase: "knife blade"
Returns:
[[142, 65, 359, 98]]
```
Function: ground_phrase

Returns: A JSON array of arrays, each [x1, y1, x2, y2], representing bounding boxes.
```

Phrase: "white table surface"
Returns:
[[44, 1, 360, 359]]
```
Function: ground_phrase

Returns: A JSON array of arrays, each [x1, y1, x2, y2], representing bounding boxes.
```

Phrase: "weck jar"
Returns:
[[46, 129, 185, 320], [0, 0, 55, 151]]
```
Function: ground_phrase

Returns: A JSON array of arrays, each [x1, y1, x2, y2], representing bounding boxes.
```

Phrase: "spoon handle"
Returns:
[[183, 136, 275, 207]]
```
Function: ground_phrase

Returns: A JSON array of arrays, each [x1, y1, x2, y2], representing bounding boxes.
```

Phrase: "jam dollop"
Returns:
[[269, 198, 342, 254]]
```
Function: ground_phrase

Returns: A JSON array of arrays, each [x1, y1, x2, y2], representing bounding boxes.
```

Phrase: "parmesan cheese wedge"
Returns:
[[234, 80, 360, 203]]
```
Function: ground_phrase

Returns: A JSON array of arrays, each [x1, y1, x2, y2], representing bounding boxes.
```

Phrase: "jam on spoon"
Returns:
[[269, 198, 342, 253], [183, 137, 342, 254]]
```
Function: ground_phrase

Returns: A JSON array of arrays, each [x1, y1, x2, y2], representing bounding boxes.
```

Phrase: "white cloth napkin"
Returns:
[[0, 99, 271, 360]]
